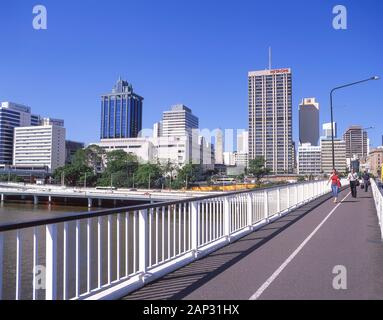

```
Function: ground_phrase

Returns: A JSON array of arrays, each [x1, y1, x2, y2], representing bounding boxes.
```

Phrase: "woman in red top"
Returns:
[[328, 169, 341, 203]]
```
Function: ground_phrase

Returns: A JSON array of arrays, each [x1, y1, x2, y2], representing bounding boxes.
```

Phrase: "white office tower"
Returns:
[[322, 122, 337, 139], [214, 129, 224, 165], [162, 104, 199, 138], [237, 130, 249, 154], [153, 121, 163, 138], [297, 143, 321, 175], [223, 152, 236, 166], [248, 68, 293, 174], [13, 120, 66, 172]]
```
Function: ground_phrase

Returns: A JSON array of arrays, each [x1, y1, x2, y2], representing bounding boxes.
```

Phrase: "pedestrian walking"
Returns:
[[328, 169, 341, 203], [363, 171, 371, 192], [347, 169, 358, 198]]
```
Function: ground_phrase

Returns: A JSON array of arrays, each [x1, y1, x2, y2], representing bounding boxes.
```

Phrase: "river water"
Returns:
[[0, 201, 187, 300], [0, 202, 118, 300]]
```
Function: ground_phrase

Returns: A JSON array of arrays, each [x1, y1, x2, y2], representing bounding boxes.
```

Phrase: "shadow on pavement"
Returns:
[[122, 192, 336, 300]]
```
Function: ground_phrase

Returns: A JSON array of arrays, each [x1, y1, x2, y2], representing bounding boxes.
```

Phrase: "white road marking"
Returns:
[[249, 191, 351, 300]]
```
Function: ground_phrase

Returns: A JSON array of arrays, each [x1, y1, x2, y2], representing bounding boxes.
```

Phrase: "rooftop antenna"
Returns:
[[268, 47, 272, 70]]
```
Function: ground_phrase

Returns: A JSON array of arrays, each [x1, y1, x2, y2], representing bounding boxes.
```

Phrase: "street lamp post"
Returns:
[[330, 76, 379, 169]]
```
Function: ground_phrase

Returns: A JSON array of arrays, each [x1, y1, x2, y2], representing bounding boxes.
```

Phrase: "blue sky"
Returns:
[[0, 0, 382, 149]]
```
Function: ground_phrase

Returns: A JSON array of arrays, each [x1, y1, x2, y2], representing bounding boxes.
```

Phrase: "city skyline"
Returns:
[[0, 0, 382, 148]]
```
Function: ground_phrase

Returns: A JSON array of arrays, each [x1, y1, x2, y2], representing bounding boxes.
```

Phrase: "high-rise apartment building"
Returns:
[[100, 78, 143, 139], [320, 138, 347, 174], [343, 125, 368, 159], [13, 118, 66, 172], [162, 104, 198, 138], [0, 102, 40, 166], [299, 98, 319, 146], [248, 68, 293, 174]]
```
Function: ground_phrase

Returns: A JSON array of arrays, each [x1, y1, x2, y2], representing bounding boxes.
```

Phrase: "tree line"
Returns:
[[53, 145, 212, 189], [53, 145, 271, 189]]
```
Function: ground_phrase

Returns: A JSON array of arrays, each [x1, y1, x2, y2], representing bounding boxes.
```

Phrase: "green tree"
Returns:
[[53, 147, 97, 187], [174, 163, 201, 189], [297, 176, 306, 182], [161, 161, 178, 189], [248, 156, 270, 184], [97, 150, 139, 188], [85, 144, 106, 173], [135, 163, 163, 189]]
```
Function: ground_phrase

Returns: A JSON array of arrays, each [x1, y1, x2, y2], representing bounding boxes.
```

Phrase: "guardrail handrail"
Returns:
[[0, 179, 335, 300], [0, 180, 324, 232], [371, 179, 383, 239]]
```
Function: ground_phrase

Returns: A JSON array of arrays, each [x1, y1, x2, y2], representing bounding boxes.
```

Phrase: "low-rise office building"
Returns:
[[367, 147, 383, 176], [297, 143, 321, 175], [320, 138, 347, 174], [95, 135, 214, 169], [13, 119, 66, 173]]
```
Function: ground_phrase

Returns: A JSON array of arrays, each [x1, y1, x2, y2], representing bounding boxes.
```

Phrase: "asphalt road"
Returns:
[[123, 188, 383, 300]]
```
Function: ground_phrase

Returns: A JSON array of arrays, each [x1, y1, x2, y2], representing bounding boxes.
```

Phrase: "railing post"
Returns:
[[264, 190, 269, 221], [287, 186, 291, 209], [247, 194, 253, 230], [277, 189, 281, 215], [190, 201, 199, 257], [295, 184, 298, 205], [310, 183, 313, 199], [223, 196, 231, 241], [45, 224, 57, 300], [138, 209, 149, 279]]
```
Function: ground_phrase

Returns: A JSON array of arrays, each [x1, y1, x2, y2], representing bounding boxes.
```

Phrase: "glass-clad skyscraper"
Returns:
[[100, 78, 144, 139]]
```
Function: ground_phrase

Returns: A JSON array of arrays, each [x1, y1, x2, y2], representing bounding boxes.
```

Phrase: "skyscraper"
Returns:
[[299, 98, 319, 146], [322, 122, 337, 139], [215, 129, 224, 165], [161, 104, 200, 164], [343, 125, 368, 159], [162, 104, 198, 138], [237, 130, 249, 154], [248, 68, 293, 174], [100, 78, 144, 139], [0, 102, 40, 166]]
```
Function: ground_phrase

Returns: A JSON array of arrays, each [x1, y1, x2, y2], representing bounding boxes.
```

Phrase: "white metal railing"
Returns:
[[371, 179, 383, 239], [0, 180, 333, 300]]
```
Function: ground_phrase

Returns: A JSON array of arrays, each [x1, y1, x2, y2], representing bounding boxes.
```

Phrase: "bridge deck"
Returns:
[[123, 188, 383, 300]]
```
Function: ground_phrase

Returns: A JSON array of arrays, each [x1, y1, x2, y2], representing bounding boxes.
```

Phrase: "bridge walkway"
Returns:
[[123, 188, 383, 300]]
